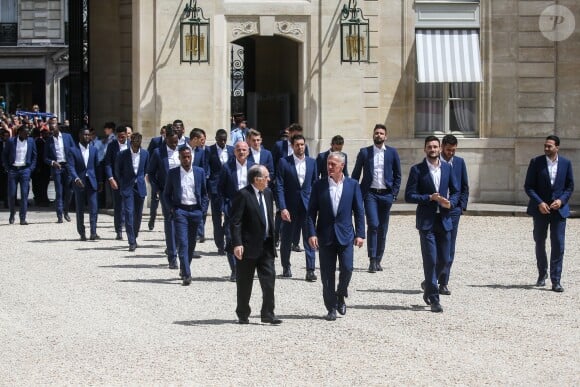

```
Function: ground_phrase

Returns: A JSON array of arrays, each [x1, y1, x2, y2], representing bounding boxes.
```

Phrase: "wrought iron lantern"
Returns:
[[180, 0, 210, 63], [340, 0, 370, 63]]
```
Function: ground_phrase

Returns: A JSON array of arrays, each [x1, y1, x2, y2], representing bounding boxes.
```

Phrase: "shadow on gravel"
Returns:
[[467, 284, 535, 290], [358, 288, 423, 295], [99, 264, 168, 269], [30, 238, 90, 243], [117, 278, 180, 285], [75, 246, 132, 251], [123, 254, 167, 259], [174, 319, 243, 326], [191, 276, 230, 282], [351, 304, 428, 312]]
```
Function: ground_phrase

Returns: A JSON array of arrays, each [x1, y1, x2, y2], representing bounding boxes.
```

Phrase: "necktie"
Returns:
[[259, 191, 267, 240]]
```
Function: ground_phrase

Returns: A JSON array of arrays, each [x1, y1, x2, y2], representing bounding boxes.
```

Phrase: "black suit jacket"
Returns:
[[230, 185, 276, 259]]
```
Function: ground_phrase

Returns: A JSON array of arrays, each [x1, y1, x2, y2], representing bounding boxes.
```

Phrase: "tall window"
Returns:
[[0, 0, 17, 22], [416, 82, 477, 134]]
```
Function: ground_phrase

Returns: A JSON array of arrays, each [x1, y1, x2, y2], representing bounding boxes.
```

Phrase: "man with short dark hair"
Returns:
[[524, 135, 574, 292], [172, 119, 188, 147], [316, 135, 349, 179], [405, 136, 459, 313], [146, 125, 167, 231], [104, 125, 130, 240], [438, 134, 469, 295], [246, 128, 274, 181], [231, 164, 281, 325]]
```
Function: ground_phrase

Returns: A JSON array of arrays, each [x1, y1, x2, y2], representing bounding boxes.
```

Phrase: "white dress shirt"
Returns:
[[428, 160, 442, 213], [287, 140, 293, 156], [546, 156, 558, 186], [293, 155, 306, 186], [328, 175, 345, 216], [118, 141, 128, 153], [180, 167, 197, 205], [251, 147, 261, 165], [54, 134, 66, 163], [218, 146, 229, 165], [236, 160, 248, 191], [371, 145, 387, 189], [131, 149, 140, 175], [80, 143, 90, 168], [13, 138, 28, 166], [167, 146, 180, 170]]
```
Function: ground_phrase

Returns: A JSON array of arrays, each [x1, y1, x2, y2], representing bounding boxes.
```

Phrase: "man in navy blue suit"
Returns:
[[276, 134, 318, 281], [437, 135, 469, 295], [2, 126, 36, 225], [147, 127, 180, 268], [163, 146, 208, 285], [316, 135, 349, 179], [104, 125, 130, 240], [116, 133, 149, 251], [351, 124, 402, 273], [44, 119, 75, 223], [405, 136, 459, 313], [146, 124, 166, 231], [219, 141, 254, 281], [524, 135, 574, 292], [67, 128, 101, 240], [207, 129, 234, 255], [188, 128, 210, 245], [172, 119, 189, 147], [308, 152, 365, 321], [247, 129, 274, 180]]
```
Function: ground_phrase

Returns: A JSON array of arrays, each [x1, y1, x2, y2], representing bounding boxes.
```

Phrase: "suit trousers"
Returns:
[[52, 165, 72, 219], [419, 215, 451, 304], [533, 212, 566, 283], [122, 186, 145, 245], [235, 245, 276, 320], [174, 206, 202, 278], [319, 242, 354, 312], [73, 183, 98, 237], [159, 194, 177, 263], [7, 167, 31, 221], [110, 186, 124, 235], [280, 208, 316, 270], [210, 193, 225, 251], [364, 191, 393, 262], [438, 208, 462, 286], [149, 186, 160, 225]]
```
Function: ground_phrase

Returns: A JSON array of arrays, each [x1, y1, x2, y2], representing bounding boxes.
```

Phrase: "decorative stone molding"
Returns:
[[232, 22, 258, 38], [275, 21, 303, 38]]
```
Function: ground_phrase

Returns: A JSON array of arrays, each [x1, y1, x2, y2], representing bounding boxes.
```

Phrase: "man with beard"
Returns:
[[405, 136, 459, 313], [351, 124, 402, 273]]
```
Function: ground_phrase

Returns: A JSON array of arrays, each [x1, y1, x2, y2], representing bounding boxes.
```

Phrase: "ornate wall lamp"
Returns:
[[340, 0, 370, 63], [180, 0, 210, 63]]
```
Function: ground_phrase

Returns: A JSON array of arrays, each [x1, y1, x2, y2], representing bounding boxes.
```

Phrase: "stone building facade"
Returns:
[[2, 0, 578, 204]]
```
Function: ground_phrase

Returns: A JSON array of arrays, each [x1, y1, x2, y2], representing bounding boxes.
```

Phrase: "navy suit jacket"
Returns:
[[308, 177, 365, 246], [524, 155, 574, 218], [115, 148, 149, 198], [405, 159, 460, 231], [316, 150, 349, 179], [192, 146, 210, 177], [276, 155, 317, 213], [351, 145, 402, 199], [248, 147, 275, 181], [66, 143, 100, 191], [147, 144, 178, 192], [104, 140, 131, 180], [44, 132, 75, 166], [445, 155, 469, 212], [272, 140, 310, 168], [163, 166, 208, 214], [219, 158, 255, 214], [2, 137, 37, 171], [147, 136, 164, 154], [207, 144, 234, 195]]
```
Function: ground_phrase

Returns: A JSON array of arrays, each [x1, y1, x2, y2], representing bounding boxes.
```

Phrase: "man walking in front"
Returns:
[[308, 152, 365, 321], [351, 124, 401, 273], [524, 135, 574, 292], [405, 136, 459, 313], [230, 165, 281, 325]]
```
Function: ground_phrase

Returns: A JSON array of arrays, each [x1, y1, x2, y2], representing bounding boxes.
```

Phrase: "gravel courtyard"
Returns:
[[0, 210, 578, 385]]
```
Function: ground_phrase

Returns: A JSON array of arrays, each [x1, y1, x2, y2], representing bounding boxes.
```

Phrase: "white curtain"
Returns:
[[0, 0, 18, 23], [416, 83, 443, 132], [450, 83, 475, 132]]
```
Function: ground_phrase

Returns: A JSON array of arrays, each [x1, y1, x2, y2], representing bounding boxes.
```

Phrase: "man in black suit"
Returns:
[[230, 165, 281, 325]]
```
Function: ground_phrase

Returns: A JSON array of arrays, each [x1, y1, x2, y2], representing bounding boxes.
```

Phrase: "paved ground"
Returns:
[[0, 208, 578, 385]]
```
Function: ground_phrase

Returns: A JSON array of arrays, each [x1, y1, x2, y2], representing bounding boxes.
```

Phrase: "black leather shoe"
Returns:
[[116, 233, 123, 241], [305, 270, 317, 282], [217, 249, 226, 256], [376, 261, 383, 271], [9, 215, 14, 224], [423, 292, 431, 306], [182, 276, 192, 286], [439, 285, 451, 295], [20, 220, 28, 225], [368, 260, 376, 273], [552, 283, 564, 292], [229, 270, 237, 282], [89, 234, 101, 241], [421, 280, 425, 290], [324, 309, 337, 321], [191, 252, 202, 259], [168, 261, 179, 270], [64, 213, 71, 222], [198, 237, 206, 243], [536, 273, 548, 287], [57, 218, 63, 224], [261, 316, 282, 325], [282, 267, 292, 278], [148, 220, 154, 231], [238, 318, 249, 325], [430, 302, 443, 313], [291, 244, 303, 252], [80, 234, 87, 241], [337, 296, 346, 315], [129, 244, 137, 252]]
